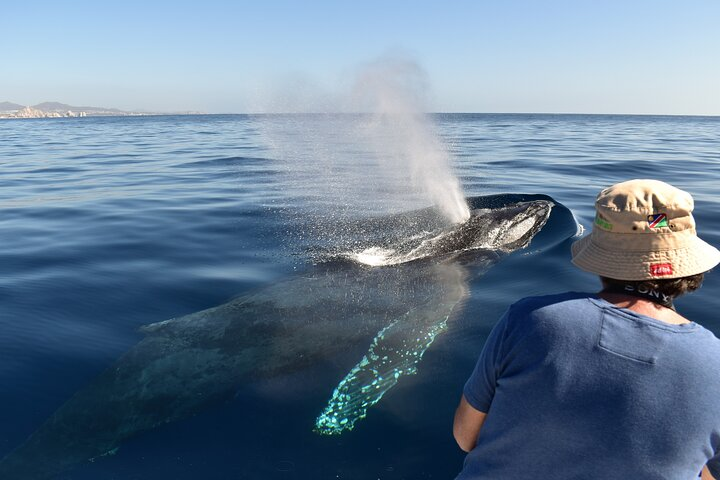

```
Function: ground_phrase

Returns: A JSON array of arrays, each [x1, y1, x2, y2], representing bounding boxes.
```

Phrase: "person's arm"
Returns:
[[454, 309, 512, 452], [453, 395, 487, 452], [702, 465, 717, 480]]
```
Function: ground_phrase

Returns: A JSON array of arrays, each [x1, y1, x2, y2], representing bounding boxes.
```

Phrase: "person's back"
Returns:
[[458, 292, 720, 479], [453, 180, 720, 479]]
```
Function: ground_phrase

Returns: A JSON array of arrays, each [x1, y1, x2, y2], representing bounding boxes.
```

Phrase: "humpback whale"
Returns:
[[0, 195, 569, 479]]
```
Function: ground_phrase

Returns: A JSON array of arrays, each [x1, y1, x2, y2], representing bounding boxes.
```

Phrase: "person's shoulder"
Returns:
[[500, 292, 598, 340], [691, 323, 720, 350], [676, 324, 720, 387], [502, 292, 599, 334], [509, 291, 595, 316]]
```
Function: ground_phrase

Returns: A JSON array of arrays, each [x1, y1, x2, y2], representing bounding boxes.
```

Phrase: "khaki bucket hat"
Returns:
[[571, 179, 720, 280]]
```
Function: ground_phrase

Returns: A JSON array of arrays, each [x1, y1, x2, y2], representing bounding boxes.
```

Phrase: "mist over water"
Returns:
[[260, 58, 470, 229], [350, 59, 470, 223]]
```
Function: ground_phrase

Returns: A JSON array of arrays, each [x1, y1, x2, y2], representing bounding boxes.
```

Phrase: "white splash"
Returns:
[[352, 247, 397, 267]]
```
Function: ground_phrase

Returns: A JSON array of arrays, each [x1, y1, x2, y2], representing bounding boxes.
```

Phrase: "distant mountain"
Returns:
[[32, 102, 126, 114], [0, 101, 24, 111], [1, 101, 195, 119]]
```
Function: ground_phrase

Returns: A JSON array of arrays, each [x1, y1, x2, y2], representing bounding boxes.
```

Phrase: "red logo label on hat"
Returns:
[[650, 263, 674, 276]]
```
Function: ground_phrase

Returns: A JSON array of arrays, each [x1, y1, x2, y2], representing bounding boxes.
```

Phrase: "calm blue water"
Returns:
[[1, 113, 719, 479]]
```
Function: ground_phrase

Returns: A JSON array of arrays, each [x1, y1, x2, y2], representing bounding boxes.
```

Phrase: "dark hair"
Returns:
[[600, 273, 705, 299]]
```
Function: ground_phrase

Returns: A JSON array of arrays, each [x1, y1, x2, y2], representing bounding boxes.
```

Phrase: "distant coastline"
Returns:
[[0, 101, 200, 119], [2, 105, 717, 120]]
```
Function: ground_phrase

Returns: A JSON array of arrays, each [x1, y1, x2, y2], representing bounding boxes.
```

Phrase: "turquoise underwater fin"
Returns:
[[314, 294, 465, 435]]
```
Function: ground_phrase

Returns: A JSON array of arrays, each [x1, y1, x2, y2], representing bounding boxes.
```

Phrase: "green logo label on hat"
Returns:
[[594, 215, 613, 231]]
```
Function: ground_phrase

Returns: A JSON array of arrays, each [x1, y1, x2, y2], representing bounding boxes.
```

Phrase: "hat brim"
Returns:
[[571, 233, 720, 280]]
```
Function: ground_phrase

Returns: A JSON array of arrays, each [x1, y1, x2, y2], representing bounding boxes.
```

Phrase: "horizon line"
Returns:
[[163, 111, 720, 118], [3, 110, 719, 119]]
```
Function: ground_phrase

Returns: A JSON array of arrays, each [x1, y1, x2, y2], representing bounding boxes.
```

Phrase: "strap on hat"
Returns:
[[601, 283, 675, 310]]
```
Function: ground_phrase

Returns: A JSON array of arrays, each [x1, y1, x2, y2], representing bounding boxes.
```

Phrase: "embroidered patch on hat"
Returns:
[[650, 263, 674, 276], [595, 214, 613, 231], [647, 213, 668, 228]]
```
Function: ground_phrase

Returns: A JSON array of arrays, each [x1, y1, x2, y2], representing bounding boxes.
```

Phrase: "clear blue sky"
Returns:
[[3, 0, 719, 114]]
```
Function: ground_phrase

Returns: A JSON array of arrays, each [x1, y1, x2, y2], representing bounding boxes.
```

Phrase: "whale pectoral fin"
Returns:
[[314, 295, 464, 435]]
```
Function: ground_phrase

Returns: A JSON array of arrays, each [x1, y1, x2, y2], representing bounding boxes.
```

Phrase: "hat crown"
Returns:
[[593, 179, 695, 235], [597, 179, 693, 214]]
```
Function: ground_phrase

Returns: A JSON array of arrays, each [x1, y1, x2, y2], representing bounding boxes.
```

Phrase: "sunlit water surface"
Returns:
[[1, 114, 719, 479]]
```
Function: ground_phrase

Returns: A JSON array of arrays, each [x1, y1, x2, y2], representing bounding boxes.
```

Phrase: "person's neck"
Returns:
[[597, 292, 690, 325]]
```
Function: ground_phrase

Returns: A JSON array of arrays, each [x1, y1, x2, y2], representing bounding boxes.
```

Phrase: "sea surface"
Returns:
[[1, 113, 719, 479]]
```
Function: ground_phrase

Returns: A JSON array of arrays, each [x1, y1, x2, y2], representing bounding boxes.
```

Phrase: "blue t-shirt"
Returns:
[[458, 292, 720, 480]]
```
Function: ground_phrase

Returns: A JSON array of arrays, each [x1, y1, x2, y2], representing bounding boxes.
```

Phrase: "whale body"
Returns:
[[0, 195, 567, 479]]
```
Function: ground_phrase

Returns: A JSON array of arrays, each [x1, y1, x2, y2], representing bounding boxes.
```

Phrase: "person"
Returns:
[[453, 179, 720, 480]]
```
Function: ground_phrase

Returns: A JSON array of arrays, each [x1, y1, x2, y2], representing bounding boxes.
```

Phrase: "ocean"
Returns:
[[1, 113, 719, 479]]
